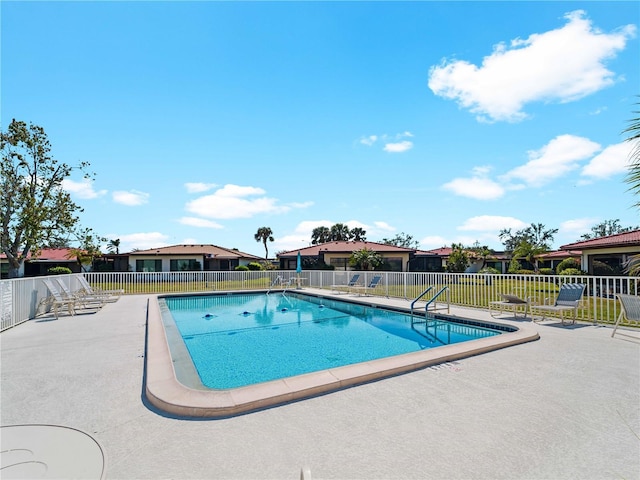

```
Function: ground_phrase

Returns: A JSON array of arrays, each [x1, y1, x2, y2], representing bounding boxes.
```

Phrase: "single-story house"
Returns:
[[278, 241, 419, 272], [560, 230, 640, 275], [0, 248, 84, 278], [536, 249, 582, 272], [124, 244, 264, 272]]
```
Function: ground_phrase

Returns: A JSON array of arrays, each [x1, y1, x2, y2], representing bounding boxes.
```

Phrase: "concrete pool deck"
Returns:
[[1, 291, 639, 479]]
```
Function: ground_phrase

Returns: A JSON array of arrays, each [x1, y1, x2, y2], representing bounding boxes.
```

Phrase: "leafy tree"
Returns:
[[446, 243, 469, 273], [349, 248, 383, 271], [499, 223, 558, 272], [381, 232, 419, 249], [254, 226, 274, 259], [65, 228, 105, 272], [1, 119, 93, 278], [311, 226, 331, 245], [580, 219, 638, 240], [107, 238, 121, 254]]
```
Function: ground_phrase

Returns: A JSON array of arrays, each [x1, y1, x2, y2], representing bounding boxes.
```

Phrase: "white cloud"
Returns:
[[361, 132, 414, 151], [119, 232, 169, 252], [186, 184, 298, 219], [384, 141, 414, 153], [458, 215, 527, 231], [373, 221, 396, 232], [178, 217, 224, 229], [360, 135, 378, 146], [112, 190, 150, 206], [185, 182, 217, 193], [428, 10, 636, 122], [442, 176, 505, 200], [581, 141, 632, 179], [293, 220, 334, 235], [503, 134, 601, 186], [419, 235, 450, 249], [62, 179, 107, 199], [560, 217, 599, 234]]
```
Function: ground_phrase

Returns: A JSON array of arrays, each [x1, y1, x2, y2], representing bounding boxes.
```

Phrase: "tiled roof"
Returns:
[[560, 230, 640, 250], [537, 250, 581, 259], [0, 248, 77, 261], [278, 241, 415, 258], [417, 247, 452, 256], [128, 244, 262, 260]]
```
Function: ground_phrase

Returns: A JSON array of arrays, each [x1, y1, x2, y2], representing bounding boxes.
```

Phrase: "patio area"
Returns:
[[1, 292, 639, 479]]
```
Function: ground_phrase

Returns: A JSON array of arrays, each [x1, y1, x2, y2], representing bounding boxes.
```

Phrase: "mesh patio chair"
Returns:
[[331, 274, 361, 293], [531, 283, 585, 325], [612, 294, 640, 338]]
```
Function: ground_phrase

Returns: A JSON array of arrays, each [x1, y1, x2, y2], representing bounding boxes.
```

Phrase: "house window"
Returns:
[[136, 259, 162, 272], [170, 259, 200, 271], [383, 257, 403, 272], [329, 257, 349, 270]]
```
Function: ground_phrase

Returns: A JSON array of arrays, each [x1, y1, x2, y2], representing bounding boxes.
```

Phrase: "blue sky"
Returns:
[[2, 1, 639, 257]]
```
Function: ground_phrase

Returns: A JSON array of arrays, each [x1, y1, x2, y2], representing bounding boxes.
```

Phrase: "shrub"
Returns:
[[47, 266, 72, 275], [538, 268, 554, 275], [516, 269, 535, 275], [507, 259, 521, 274], [559, 267, 584, 276], [235, 265, 249, 271], [556, 258, 580, 273], [479, 267, 501, 274], [247, 262, 263, 271]]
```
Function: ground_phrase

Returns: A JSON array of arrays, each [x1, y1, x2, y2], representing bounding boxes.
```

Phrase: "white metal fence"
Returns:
[[1, 271, 638, 332]]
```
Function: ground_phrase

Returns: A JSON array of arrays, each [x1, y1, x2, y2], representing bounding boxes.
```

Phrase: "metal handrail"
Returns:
[[425, 287, 450, 314], [411, 286, 450, 316], [410, 286, 434, 314]]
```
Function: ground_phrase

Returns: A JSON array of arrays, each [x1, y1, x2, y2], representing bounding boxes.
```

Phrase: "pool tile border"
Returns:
[[145, 292, 540, 418]]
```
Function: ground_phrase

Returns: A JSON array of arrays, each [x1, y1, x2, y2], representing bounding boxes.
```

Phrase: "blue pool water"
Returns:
[[163, 292, 501, 389]]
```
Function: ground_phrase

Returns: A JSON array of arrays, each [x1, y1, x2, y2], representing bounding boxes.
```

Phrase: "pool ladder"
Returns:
[[267, 275, 292, 295], [410, 286, 450, 318]]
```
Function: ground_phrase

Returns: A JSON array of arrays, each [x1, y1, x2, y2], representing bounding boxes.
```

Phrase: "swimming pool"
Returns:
[[163, 293, 501, 389], [145, 290, 539, 417]]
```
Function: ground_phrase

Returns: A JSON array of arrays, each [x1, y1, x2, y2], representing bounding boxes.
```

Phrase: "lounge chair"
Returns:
[[331, 274, 361, 293], [531, 283, 586, 325], [77, 276, 123, 300], [53, 278, 105, 309], [612, 294, 640, 338], [351, 275, 383, 296], [38, 278, 76, 318], [489, 293, 530, 319]]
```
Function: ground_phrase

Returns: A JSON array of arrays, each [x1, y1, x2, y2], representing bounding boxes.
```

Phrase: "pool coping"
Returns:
[[145, 291, 540, 418]]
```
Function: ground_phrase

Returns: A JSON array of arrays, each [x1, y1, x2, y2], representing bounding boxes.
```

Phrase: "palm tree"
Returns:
[[107, 238, 120, 254], [311, 226, 331, 245], [330, 223, 351, 241], [254, 227, 274, 259], [350, 227, 367, 241], [349, 248, 383, 271], [623, 98, 640, 274], [512, 240, 546, 273], [624, 98, 640, 206]]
